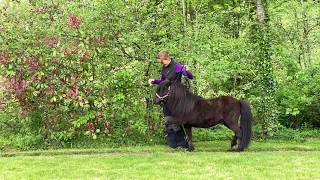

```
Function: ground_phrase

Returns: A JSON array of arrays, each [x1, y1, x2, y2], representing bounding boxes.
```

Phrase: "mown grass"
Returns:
[[0, 140, 320, 180]]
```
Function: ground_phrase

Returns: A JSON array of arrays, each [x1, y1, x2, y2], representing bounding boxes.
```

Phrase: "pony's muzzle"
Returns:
[[153, 97, 162, 104], [154, 92, 169, 105]]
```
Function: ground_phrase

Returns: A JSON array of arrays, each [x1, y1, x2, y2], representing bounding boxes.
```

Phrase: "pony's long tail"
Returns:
[[239, 101, 252, 150]]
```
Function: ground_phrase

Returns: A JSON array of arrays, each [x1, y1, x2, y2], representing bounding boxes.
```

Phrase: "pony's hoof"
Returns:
[[229, 146, 243, 152], [230, 145, 237, 151], [229, 147, 244, 152], [186, 146, 194, 152]]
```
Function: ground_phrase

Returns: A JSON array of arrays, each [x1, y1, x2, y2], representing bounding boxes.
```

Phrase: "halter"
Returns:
[[155, 86, 170, 101]]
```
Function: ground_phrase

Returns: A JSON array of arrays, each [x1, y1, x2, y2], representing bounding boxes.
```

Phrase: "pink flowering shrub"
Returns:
[[0, 1, 161, 149]]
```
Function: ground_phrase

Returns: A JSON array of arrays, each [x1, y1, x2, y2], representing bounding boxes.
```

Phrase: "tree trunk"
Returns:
[[302, 2, 312, 68], [256, 0, 266, 24], [232, 0, 240, 38], [182, 0, 187, 32]]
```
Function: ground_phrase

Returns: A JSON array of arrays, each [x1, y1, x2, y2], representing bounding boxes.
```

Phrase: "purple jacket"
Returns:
[[152, 60, 194, 85]]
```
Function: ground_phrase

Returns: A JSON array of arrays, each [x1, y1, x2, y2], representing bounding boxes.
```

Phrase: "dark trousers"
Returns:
[[163, 103, 188, 148]]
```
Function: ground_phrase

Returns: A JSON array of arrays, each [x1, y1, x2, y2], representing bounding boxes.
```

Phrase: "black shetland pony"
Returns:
[[155, 80, 252, 151]]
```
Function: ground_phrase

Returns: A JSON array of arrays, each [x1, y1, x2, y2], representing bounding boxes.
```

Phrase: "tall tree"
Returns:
[[250, 0, 279, 136]]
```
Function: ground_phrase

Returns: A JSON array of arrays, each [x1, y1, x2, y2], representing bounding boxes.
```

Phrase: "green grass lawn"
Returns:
[[1, 140, 320, 180]]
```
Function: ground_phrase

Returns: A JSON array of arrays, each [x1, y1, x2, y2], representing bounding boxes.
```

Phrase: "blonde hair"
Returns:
[[157, 50, 170, 59]]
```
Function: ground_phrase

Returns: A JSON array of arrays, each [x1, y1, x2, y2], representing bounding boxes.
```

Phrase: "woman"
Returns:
[[149, 50, 194, 149]]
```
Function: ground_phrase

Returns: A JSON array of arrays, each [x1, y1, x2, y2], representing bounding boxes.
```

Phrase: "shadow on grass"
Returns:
[[1, 141, 319, 158], [196, 147, 320, 153]]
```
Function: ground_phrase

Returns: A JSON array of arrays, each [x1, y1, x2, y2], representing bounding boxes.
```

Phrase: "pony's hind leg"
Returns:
[[229, 125, 242, 151], [223, 122, 238, 150], [184, 126, 194, 151], [223, 117, 242, 151]]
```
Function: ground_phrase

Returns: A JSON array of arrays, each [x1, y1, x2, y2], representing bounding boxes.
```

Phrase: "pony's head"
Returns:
[[155, 80, 200, 116], [154, 80, 171, 104]]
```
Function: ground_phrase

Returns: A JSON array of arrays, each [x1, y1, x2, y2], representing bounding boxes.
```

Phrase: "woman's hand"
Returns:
[[183, 65, 189, 71], [148, 79, 155, 85]]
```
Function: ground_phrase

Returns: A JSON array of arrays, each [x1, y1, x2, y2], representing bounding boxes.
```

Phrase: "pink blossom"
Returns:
[[24, 55, 39, 71], [20, 110, 29, 117], [86, 122, 95, 133], [31, 74, 40, 81], [80, 50, 90, 62], [68, 86, 80, 98], [0, 51, 9, 65], [44, 36, 59, 48], [10, 77, 28, 93], [68, 15, 81, 29], [90, 36, 106, 45], [63, 49, 72, 57], [104, 121, 112, 130]]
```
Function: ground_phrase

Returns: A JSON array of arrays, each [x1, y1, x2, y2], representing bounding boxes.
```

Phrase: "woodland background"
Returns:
[[1, 0, 320, 149]]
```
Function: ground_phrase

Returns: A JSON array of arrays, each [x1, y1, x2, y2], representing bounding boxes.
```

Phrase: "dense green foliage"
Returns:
[[0, 0, 320, 149]]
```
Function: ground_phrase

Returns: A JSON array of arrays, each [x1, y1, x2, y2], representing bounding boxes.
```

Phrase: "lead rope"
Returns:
[[181, 124, 189, 143]]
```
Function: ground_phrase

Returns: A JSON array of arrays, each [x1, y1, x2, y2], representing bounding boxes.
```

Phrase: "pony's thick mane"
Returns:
[[166, 81, 202, 117]]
